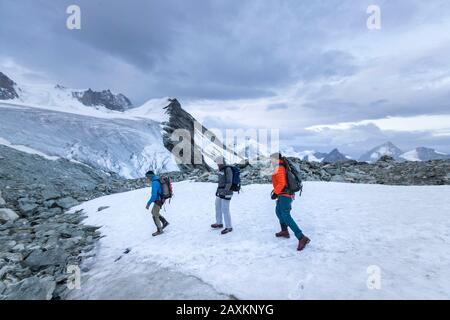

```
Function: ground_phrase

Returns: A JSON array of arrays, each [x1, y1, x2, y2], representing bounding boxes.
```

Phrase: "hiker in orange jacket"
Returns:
[[270, 152, 310, 251]]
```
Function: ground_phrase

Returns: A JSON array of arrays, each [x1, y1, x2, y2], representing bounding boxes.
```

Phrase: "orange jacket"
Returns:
[[272, 160, 293, 198]]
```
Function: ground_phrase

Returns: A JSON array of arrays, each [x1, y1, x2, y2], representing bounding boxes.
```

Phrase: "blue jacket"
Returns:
[[147, 176, 162, 205]]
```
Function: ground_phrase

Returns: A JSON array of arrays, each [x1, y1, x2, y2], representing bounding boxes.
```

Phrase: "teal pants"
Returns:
[[276, 196, 303, 240]]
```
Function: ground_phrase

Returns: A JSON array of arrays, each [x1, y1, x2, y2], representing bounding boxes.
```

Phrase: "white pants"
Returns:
[[215, 197, 232, 228]]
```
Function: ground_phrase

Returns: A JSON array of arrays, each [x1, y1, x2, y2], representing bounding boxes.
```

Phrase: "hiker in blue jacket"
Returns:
[[145, 170, 169, 236]]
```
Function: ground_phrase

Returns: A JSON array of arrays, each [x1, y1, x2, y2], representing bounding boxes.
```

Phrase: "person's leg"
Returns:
[[221, 199, 232, 229], [151, 203, 163, 230], [275, 199, 288, 231], [279, 196, 303, 240], [215, 197, 223, 225], [159, 214, 169, 229]]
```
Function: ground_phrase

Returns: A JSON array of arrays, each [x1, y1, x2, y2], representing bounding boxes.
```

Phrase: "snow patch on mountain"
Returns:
[[400, 147, 450, 162]]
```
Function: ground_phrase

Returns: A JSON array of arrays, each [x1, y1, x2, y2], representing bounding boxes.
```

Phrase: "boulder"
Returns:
[[17, 198, 39, 216], [0, 208, 19, 224], [23, 248, 67, 270], [3, 276, 55, 300], [40, 188, 62, 201], [55, 197, 79, 209]]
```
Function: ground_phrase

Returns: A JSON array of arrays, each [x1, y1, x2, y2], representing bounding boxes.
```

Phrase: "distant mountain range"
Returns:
[[283, 148, 349, 163], [1, 71, 448, 172], [0, 72, 133, 112], [284, 142, 449, 164], [359, 142, 450, 163]]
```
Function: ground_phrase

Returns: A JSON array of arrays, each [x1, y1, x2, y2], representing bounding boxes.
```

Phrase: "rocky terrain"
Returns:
[[0, 145, 149, 300], [157, 155, 450, 186], [1, 142, 449, 300]]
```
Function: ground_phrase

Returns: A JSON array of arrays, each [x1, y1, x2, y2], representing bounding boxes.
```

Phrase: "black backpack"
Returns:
[[281, 157, 303, 196], [224, 166, 241, 192]]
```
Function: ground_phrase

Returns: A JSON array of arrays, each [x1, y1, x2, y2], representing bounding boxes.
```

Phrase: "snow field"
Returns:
[[70, 181, 450, 299]]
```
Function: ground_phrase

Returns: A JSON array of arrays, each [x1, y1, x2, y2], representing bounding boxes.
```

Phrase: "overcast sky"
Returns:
[[1, 0, 449, 156]]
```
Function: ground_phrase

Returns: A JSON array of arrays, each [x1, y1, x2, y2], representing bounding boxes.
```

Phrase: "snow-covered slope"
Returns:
[[70, 181, 450, 300], [359, 142, 403, 163], [400, 147, 450, 162]]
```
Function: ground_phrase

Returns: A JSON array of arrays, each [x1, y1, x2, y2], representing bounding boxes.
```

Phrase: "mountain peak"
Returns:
[[359, 141, 403, 163], [322, 148, 348, 163]]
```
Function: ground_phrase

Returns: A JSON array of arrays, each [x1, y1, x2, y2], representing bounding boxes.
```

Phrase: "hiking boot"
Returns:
[[275, 230, 290, 238], [162, 220, 170, 230], [160, 216, 170, 230], [221, 228, 233, 235], [152, 229, 164, 237], [297, 235, 311, 251], [211, 223, 224, 229]]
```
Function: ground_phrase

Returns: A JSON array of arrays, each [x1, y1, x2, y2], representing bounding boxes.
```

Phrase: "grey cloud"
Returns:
[[1, 0, 449, 154], [266, 103, 288, 111]]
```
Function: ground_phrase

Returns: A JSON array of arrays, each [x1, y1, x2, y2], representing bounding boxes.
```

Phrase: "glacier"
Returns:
[[0, 102, 178, 178]]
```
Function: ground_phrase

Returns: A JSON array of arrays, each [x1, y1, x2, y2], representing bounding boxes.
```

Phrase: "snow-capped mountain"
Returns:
[[0, 72, 133, 112], [280, 147, 328, 162], [322, 148, 349, 163], [0, 72, 243, 177], [359, 142, 403, 163], [282, 148, 347, 163], [400, 147, 450, 162], [300, 150, 328, 162]]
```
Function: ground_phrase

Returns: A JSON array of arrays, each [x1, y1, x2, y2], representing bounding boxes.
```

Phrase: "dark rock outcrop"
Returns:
[[161, 98, 240, 171], [0, 72, 19, 100], [72, 89, 132, 112]]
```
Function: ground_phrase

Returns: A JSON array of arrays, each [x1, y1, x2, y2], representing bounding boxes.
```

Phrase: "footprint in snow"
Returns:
[[114, 247, 132, 262]]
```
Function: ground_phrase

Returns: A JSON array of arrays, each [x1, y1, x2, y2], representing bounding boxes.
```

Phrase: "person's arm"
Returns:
[[146, 180, 160, 206], [273, 166, 287, 195]]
